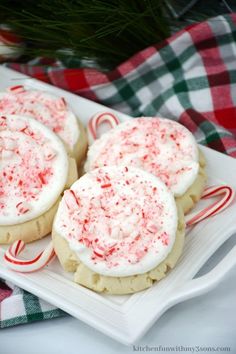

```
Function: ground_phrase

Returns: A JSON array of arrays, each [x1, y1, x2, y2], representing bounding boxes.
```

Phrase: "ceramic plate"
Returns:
[[0, 66, 236, 345]]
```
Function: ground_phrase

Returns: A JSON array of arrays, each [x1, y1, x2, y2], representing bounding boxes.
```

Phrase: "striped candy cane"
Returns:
[[4, 240, 55, 273], [186, 185, 235, 227], [88, 111, 120, 143]]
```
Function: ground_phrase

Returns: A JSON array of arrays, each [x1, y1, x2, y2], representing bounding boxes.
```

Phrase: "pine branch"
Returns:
[[0, 0, 232, 70]]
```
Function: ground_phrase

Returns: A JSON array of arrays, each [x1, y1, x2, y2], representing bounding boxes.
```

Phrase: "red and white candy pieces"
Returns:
[[3, 111, 235, 274]]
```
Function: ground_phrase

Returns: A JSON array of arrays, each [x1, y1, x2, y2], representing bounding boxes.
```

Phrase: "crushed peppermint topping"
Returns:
[[55, 166, 178, 277], [0, 115, 68, 225], [0, 86, 79, 151], [85, 117, 199, 197]]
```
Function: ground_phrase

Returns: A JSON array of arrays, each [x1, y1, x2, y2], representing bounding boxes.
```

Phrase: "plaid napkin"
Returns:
[[1, 13, 236, 328], [0, 281, 65, 328]]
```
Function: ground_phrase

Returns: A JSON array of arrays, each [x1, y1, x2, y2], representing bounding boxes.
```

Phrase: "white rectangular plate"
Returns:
[[0, 66, 236, 345]]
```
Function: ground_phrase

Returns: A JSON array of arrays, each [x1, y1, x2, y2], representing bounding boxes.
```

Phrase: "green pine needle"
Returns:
[[0, 0, 231, 70]]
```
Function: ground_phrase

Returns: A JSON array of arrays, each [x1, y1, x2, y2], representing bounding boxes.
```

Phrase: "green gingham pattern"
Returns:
[[0, 281, 66, 328], [1, 13, 236, 327]]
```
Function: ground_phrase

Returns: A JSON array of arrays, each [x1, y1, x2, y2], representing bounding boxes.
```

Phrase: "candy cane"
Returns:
[[88, 112, 120, 142], [186, 185, 235, 227], [4, 240, 55, 273]]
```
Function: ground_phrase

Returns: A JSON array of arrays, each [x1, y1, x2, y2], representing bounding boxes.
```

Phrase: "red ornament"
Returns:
[[0, 26, 24, 61]]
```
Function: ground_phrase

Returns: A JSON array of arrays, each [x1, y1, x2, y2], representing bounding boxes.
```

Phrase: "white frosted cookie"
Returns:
[[52, 166, 185, 294], [0, 114, 77, 244], [0, 86, 88, 166], [85, 117, 207, 213]]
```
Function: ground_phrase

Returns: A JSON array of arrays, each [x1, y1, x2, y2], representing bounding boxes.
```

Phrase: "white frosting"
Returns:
[[85, 117, 199, 197], [54, 166, 178, 277], [0, 114, 69, 225], [0, 87, 79, 153]]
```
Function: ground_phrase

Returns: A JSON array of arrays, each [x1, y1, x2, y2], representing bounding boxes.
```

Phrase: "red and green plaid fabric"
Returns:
[[7, 13, 236, 157], [1, 13, 236, 328], [0, 281, 65, 328]]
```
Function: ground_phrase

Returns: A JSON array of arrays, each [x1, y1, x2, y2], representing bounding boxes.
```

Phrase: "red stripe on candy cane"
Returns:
[[4, 240, 55, 273], [14, 239, 25, 256], [88, 112, 120, 142], [186, 185, 235, 227]]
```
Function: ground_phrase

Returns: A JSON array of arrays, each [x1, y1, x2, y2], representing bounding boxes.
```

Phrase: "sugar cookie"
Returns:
[[0, 114, 77, 244], [0, 86, 88, 167], [85, 117, 207, 213], [52, 166, 185, 294]]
